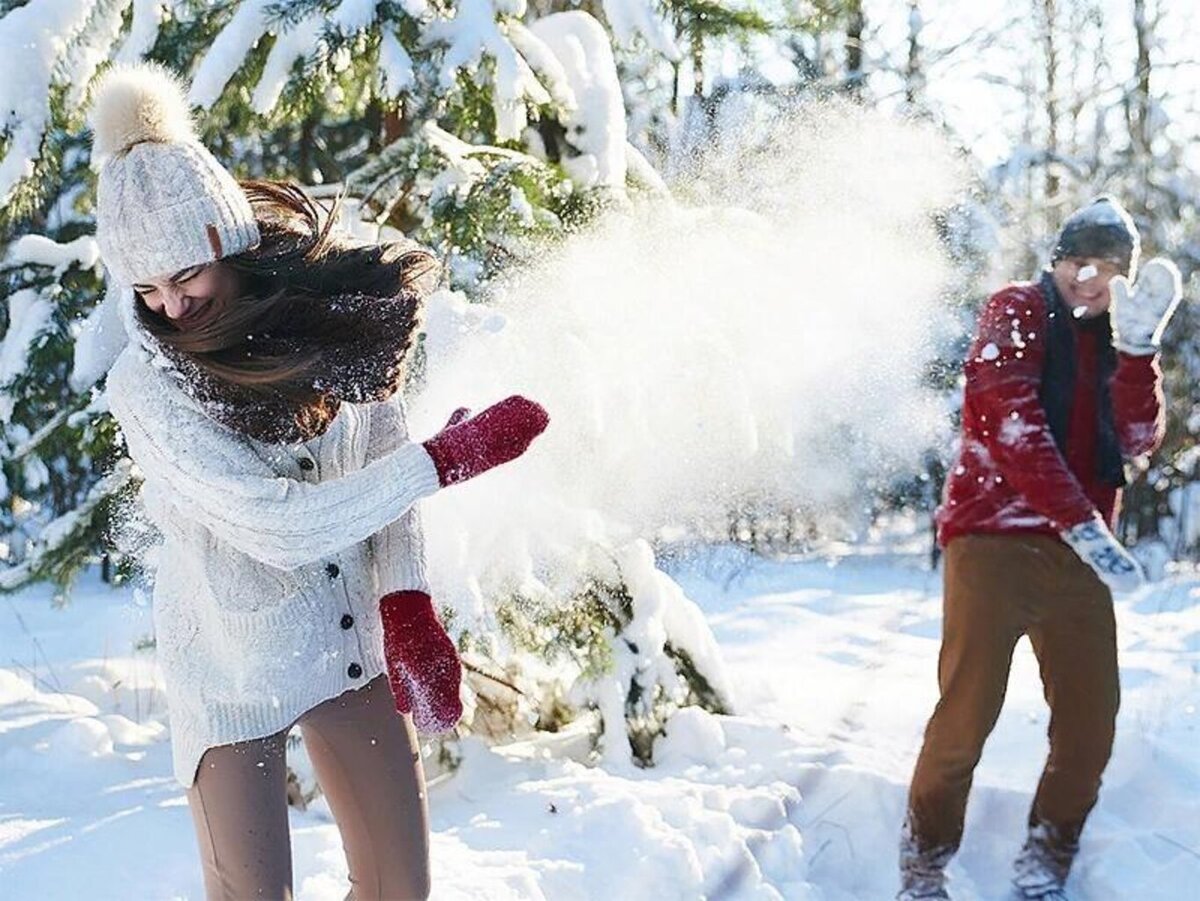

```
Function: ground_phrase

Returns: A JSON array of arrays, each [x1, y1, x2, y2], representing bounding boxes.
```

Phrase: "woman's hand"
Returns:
[[421, 396, 549, 487], [379, 590, 463, 732]]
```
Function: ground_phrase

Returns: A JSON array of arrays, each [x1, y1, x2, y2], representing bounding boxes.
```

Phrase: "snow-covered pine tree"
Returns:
[[1, 0, 144, 596]]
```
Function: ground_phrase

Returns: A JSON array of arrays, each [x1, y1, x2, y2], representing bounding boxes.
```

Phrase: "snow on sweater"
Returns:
[[105, 292, 441, 787]]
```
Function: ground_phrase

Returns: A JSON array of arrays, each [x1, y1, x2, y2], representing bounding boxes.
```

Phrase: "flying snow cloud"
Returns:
[[412, 100, 971, 618]]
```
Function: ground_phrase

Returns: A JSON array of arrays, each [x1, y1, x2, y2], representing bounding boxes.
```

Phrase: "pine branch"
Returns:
[[0, 459, 134, 593]]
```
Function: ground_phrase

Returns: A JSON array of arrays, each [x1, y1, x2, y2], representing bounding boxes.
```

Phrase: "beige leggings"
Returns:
[[186, 675, 430, 901]]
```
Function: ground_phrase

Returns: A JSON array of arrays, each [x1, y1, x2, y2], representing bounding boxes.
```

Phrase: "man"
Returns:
[[898, 197, 1183, 900]]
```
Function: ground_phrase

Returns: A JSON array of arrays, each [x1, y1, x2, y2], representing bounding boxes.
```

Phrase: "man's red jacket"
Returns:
[[936, 280, 1165, 548]]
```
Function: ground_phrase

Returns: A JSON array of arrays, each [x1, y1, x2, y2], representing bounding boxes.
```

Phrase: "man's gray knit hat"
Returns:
[[1051, 196, 1140, 276], [88, 62, 259, 287]]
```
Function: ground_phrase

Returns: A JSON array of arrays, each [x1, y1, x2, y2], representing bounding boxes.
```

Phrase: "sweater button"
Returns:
[[298, 457, 314, 471], [347, 663, 363, 679], [340, 613, 354, 630], [325, 562, 340, 578]]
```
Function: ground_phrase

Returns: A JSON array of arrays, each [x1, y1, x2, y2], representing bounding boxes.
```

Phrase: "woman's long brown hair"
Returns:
[[135, 180, 440, 435]]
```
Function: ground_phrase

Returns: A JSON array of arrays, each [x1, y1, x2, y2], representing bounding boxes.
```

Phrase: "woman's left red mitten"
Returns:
[[379, 590, 463, 733]]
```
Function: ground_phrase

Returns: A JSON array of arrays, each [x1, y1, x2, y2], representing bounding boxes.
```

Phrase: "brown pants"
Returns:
[[187, 675, 430, 901], [906, 533, 1120, 859]]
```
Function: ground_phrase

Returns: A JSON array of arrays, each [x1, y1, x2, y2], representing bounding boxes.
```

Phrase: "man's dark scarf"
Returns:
[[1037, 270, 1125, 487]]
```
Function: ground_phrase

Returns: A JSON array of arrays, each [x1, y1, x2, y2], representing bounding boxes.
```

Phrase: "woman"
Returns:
[[90, 63, 548, 900]]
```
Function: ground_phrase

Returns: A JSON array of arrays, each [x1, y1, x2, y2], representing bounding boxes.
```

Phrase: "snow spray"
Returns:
[[412, 100, 970, 622]]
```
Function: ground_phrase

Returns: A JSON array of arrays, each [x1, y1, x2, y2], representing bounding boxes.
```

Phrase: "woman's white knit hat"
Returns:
[[89, 62, 259, 287]]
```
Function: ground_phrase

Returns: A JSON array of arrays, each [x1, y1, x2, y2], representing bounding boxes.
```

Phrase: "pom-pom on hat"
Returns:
[[1051, 196, 1140, 277], [88, 62, 259, 288]]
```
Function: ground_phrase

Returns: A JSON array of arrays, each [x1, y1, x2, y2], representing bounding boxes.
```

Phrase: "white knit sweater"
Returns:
[[105, 290, 441, 787]]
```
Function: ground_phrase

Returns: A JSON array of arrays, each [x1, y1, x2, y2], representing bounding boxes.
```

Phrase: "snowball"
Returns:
[[980, 342, 1000, 361], [1077, 264, 1098, 282]]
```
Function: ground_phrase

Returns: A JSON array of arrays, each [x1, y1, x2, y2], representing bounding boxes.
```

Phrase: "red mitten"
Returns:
[[379, 590, 463, 733], [422, 396, 549, 487]]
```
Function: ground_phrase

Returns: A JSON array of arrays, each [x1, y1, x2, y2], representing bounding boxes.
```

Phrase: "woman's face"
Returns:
[[132, 262, 241, 329]]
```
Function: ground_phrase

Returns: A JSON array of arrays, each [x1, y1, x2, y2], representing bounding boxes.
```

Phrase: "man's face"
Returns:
[[1051, 256, 1124, 320]]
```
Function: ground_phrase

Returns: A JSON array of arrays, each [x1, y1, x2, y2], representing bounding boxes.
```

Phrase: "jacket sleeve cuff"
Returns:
[[389, 441, 442, 500]]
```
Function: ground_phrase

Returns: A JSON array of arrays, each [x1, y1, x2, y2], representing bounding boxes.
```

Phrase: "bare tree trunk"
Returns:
[[1121, 0, 1161, 543], [1019, 41, 1041, 276], [1131, 0, 1152, 156], [1128, 0, 1154, 217], [1064, 0, 1090, 161], [1090, 9, 1110, 171], [299, 115, 314, 183], [1039, 0, 1061, 203], [905, 0, 924, 107], [845, 0, 865, 96], [383, 109, 407, 144]]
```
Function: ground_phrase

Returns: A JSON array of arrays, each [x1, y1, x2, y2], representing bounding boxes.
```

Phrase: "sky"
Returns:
[[868, 0, 1200, 167], [729, 0, 1200, 169]]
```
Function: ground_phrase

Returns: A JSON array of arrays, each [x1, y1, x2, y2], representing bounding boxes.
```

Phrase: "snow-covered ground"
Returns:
[[2, 546, 1198, 899]]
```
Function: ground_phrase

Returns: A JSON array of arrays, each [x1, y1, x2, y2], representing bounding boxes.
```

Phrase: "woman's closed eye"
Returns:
[[134, 265, 206, 299]]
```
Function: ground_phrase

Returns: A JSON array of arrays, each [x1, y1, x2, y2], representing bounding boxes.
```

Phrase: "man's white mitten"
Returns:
[[1110, 257, 1183, 355], [1060, 516, 1145, 593]]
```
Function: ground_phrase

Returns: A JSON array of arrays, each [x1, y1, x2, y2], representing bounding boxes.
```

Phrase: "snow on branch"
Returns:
[[506, 22, 577, 111], [0, 0, 121, 207], [0, 289, 56, 425], [251, 13, 325, 114], [379, 27, 417, 98], [530, 12, 629, 189], [0, 459, 134, 592], [115, 0, 167, 64], [602, 0, 680, 61], [328, 0, 383, 32], [3, 235, 101, 274], [421, 0, 555, 141], [189, 0, 274, 109], [576, 540, 734, 767], [59, 0, 127, 111]]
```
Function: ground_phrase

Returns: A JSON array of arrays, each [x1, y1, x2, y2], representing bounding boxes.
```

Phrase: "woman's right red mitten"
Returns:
[[421, 396, 549, 487]]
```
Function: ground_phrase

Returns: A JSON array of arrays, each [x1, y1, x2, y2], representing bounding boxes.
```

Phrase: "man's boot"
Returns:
[[1010, 823, 1075, 900], [898, 818, 953, 900]]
